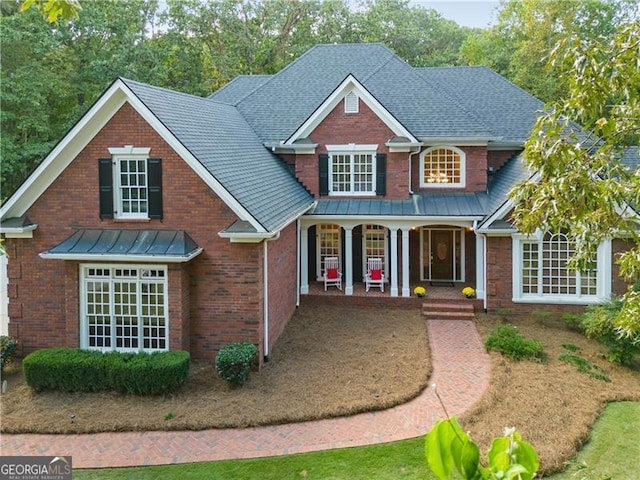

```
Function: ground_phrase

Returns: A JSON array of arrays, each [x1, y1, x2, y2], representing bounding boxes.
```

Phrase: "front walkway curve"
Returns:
[[0, 320, 490, 469]]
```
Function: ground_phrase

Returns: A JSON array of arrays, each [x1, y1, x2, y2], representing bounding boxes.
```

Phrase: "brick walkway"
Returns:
[[0, 320, 490, 469]]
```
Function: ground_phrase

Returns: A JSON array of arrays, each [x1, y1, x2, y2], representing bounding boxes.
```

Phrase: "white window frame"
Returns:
[[326, 144, 377, 196], [108, 146, 151, 220], [512, 232, 611, 304], [420, 146, 466, 188], [316, 224, 342, 281], [79, 264, 169, 352], [362, 225, 388, 280]]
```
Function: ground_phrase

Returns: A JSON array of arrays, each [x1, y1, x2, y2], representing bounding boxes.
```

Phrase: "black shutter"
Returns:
[[98, 158, 114, 219], [319, 154, 329, 196], [376, 153, 386, 196], [147, 158, 163, 219]]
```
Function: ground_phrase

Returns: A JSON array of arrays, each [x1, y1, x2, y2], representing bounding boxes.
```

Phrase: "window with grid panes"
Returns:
[[421, 147, 464, 187], [363, 225, 386, 276], [117, 157, 148, 217], [82, 266, 167, 352], [317, 224, 341, 279], [329, 152, 375, 194], [518, 233, 598, 299]]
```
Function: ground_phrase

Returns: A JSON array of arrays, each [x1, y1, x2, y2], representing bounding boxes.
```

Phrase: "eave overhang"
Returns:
[[285, 74, 419, 148], [39, 229, 203, 263]]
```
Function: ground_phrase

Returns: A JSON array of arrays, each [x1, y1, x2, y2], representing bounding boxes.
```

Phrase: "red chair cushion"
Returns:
[[370, 269, 382, 280], [327, 268, 339, 279]]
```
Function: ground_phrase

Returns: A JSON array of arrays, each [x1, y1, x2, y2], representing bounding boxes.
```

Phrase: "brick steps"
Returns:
[[422, 301, 476, 321]]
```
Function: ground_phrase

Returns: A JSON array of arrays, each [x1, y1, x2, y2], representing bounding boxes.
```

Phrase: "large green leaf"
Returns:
[[425, 420, 456, 479]]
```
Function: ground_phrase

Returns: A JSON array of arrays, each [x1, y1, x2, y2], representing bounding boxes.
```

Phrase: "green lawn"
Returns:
[[75, 403, 640, 480], [74, 437, 434, 480], [547, 401, 640, 479]]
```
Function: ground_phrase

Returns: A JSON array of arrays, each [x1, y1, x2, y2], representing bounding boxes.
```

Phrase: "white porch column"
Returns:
[[475, 232, 485, 301], [300, 226, 309, 294], [390, 228, 399, 297], [344, 227, 353, 295], [401, 228, 411, 297]]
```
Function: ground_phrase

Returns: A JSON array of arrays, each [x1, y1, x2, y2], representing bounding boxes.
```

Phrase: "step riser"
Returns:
[[422, 302, 476, 321]]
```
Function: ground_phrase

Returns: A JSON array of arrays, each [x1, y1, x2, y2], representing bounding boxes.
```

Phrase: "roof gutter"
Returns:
[[38, 249, 204, 263]]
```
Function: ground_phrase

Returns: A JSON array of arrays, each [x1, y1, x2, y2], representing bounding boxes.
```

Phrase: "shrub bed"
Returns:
[[484, 325, 546, 362], [23, 348, 190, 395]]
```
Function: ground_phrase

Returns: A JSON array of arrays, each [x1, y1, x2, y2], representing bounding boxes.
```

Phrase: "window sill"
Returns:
[[512, 295, 605, 305], [113, 217, 151, 223]]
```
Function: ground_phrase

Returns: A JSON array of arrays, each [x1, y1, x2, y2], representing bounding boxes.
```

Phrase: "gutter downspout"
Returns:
[[262, 231, 280, 363], [408, 147, 421, 195], [296, 218, 300, 307]]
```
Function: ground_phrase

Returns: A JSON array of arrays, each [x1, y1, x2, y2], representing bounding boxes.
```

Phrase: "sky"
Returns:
[[413, 0, 501, 29]]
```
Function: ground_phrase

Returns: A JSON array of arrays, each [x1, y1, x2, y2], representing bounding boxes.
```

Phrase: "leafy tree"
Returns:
[[20, 0, 81, 23], [459, 0, 632, 101], [511, 21, 640, 340], [352, 0, 472, 67]]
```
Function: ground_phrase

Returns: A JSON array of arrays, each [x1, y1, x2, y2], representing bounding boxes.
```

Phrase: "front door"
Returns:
[[430, 230, 454, 281]]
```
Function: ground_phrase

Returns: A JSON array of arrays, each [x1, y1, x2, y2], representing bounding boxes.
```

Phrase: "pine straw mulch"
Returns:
[[0, 306, 430, 433], [461, 314, 640, 475], [1, 306, 639, 475]]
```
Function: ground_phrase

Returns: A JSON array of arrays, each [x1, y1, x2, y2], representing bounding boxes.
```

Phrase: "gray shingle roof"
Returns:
[[418, 66, 545, 145], [121, 78, 313, 233], [208, 75, 272, 104], [229, 43, 491, 144]]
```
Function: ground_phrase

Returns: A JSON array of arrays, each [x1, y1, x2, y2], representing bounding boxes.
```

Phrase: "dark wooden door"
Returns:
[[430, 230, 454, 280]]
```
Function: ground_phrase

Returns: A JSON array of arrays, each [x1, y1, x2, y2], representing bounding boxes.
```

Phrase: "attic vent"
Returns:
[[344, 92, 359, 113]]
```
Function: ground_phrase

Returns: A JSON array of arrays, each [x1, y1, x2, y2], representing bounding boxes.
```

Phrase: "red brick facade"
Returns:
[[5, 103, 299, 365], [485, 235, 632, 317]]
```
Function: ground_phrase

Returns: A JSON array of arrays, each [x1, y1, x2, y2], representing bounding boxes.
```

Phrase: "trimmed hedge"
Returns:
[[215, 342, 258, 386], [23, 348, 190, 395]]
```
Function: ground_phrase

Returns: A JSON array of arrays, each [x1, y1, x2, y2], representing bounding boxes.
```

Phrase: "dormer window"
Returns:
[[344, 91, 359, 113], [420, 146, 465, 188]]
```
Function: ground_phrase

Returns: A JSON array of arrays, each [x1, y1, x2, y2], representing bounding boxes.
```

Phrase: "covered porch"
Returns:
[[298, 216, 487, 303]]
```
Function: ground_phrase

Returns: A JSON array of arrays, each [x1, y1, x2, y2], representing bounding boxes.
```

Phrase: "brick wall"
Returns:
[[265, 221, 298, 358], [485, 236, 634, 317], [5, 103, 275, 363], [295, 101, 410, 199], [412, 146, 489, 193]]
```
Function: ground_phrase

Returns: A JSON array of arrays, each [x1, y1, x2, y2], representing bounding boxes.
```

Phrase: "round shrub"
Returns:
[[215, 342, 258, 386]]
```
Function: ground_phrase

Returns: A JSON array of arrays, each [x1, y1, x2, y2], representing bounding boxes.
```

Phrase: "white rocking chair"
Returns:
[[323, 256, 342, 291], [365, 257, 385, 292]]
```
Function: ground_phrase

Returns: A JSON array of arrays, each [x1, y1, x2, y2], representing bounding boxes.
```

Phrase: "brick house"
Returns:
[[1, 44, 636, 363]]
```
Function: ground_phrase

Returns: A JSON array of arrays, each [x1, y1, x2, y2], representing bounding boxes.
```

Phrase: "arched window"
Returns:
[[420, 147, 465, 188]]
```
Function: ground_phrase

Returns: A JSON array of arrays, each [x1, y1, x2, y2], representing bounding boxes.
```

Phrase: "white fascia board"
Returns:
[[0, 81, 128, 220], [419, 137, 494, 146], [302, 215, 482, 225], [476, 229, 518, 236], [219, 201, 315, 242], [39, 248, 204, 263], [119, 82, 267, 234], [0, 224, 38, 238], [0, 79, 267, 235], [267, 143, 319, 155], [285, 75, 418, 145]]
